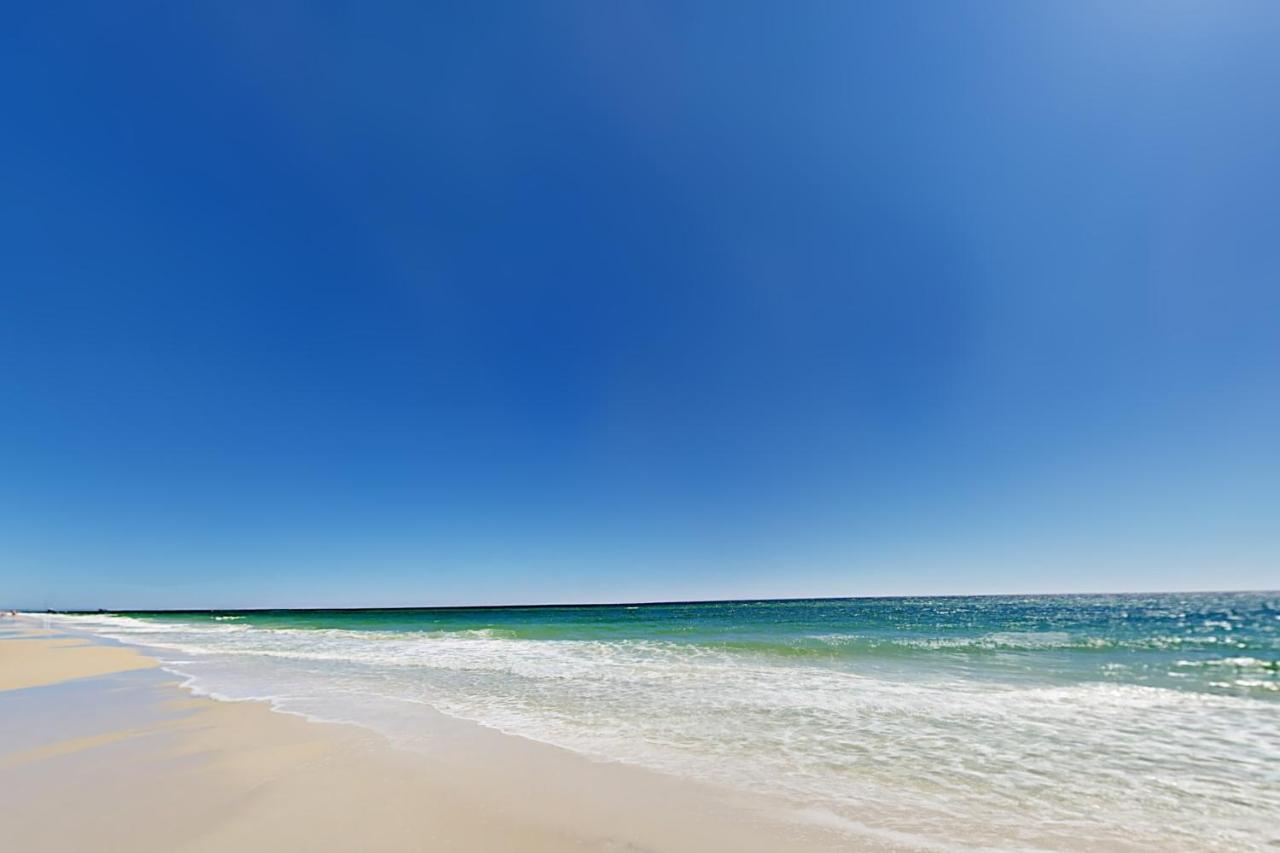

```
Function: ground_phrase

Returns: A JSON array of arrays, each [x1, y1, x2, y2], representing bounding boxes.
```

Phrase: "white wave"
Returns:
[[1175, 656, 1278, 670]]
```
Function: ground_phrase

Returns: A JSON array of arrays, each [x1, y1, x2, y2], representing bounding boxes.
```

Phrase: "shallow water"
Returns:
[[51, 592, 1280, 850]]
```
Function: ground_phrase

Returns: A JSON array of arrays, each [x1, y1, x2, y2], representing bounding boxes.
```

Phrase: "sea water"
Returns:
[[51, 593, 1279, 850]]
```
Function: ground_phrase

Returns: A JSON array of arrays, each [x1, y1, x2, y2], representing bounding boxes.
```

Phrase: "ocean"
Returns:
[[52, 592, 1279, 850]]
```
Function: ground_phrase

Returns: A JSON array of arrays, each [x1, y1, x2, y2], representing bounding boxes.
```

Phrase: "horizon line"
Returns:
[[26, 587, 1277, 615]]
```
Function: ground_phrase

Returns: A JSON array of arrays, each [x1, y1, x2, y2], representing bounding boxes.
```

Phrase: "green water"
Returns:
[[113, 591, 1279, 696]]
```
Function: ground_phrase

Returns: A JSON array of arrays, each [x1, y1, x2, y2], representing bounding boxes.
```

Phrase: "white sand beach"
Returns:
[[0, 618, 857, 853]]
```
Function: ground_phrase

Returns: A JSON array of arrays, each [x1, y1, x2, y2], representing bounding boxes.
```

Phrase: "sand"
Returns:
[[0, 619, 860, 852], [0, 632, 156, 691]]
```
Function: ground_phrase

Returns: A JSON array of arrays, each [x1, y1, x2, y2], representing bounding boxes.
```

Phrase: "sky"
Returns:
[[2, 2, 1278, 609]]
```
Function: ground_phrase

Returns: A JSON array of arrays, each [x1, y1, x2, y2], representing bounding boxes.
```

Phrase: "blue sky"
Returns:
[[3, 2, 1277, 608]]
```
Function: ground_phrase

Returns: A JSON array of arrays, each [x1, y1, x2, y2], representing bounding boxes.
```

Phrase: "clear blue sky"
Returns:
[[3, 2, 1277, 609]]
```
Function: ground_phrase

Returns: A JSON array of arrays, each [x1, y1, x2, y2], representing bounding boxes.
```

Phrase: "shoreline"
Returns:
[[0, 618, 858, 852]]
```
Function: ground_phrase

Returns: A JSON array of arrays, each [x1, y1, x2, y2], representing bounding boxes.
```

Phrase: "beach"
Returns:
[[0, 618, 853, 853], [4, 595, 1277, 851], [7, 0, 1279, 847]]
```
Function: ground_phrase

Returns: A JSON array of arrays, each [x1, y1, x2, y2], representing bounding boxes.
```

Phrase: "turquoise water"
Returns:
[[108, 592, 1280, 696], [56, 592, 1280, 850]]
